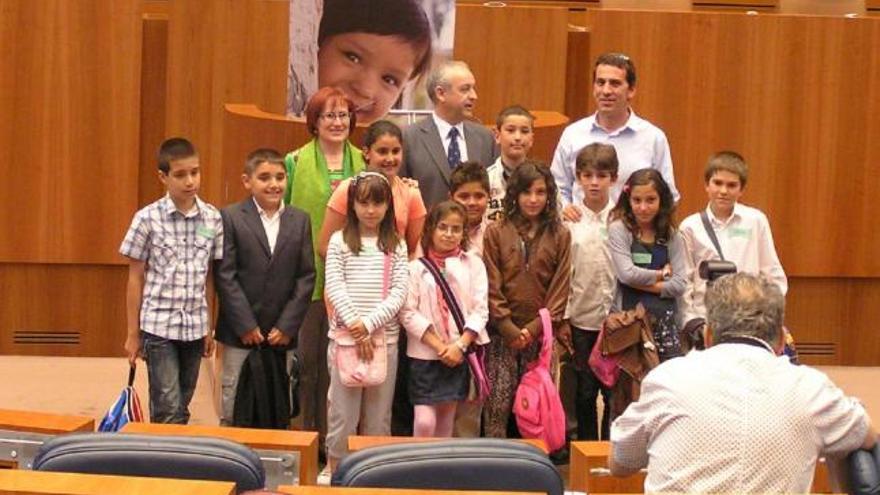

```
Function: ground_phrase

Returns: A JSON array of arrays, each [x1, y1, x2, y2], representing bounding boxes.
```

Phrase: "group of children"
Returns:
[[121, 102, 786, 465]]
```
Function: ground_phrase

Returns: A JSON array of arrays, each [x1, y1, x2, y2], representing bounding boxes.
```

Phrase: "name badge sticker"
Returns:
[[632, 252, 653, 265], [196, 225, 216, 239], [728, 227, 751, 239]]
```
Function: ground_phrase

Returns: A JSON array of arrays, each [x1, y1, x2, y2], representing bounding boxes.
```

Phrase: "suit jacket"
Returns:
[[214, 199, 316, 349], [401, 115, 497, 208]]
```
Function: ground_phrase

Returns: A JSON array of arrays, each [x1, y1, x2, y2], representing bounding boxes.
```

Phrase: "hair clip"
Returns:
[[622, 184, 631, 194]]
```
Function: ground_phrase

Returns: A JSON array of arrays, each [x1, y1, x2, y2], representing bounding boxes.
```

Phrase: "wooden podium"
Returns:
[[220, 104, 568, 204]]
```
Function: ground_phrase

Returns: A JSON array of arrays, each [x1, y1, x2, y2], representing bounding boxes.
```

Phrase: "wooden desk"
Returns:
[[347, 435, 549, 454], [570, 441, 643, 494], [279, 486, 542, 495], [0, 409, 94, 435], [570, 440, 833, 493], [0, 409, 95, 469], [0, 470, 234, 495], [121, 422, 318, 485]]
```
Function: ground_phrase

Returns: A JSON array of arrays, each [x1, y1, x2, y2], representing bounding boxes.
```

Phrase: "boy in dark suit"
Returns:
[[214, 148, 316, 426]]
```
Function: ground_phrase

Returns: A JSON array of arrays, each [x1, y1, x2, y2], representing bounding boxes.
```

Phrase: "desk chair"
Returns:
[[32, 432, 265, 493], [331, 438, 563, 495], [849, 443, 880, 495]]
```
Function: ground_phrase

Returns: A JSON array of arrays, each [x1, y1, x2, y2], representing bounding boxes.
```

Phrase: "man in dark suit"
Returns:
[[214, 148, 316, 427], [401, 60, 496, 208]]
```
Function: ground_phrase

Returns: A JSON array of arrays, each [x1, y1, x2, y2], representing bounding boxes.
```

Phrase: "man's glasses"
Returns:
[[321, 111, 351, 121]]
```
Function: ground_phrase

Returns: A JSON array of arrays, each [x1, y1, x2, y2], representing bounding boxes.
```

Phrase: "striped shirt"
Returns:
[[119, 195, 223, 341], [324, 231, 408, 344]]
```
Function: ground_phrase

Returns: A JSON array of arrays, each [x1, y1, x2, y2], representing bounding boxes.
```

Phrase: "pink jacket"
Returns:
[[400, 252, 491, 360]]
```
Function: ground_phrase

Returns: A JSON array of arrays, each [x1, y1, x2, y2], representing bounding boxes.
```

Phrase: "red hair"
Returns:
[[304, 86, 358, 136]]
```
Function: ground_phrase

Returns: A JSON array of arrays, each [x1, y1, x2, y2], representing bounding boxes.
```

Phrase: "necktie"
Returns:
[[447, 127, 461, 169]]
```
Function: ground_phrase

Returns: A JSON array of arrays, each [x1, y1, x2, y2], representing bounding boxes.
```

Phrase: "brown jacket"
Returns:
[[602, 304, 660, 418], [483, 220, 571, 344]]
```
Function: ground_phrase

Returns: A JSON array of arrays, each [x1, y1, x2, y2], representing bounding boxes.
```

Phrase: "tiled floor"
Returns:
[[2, 355, 877, 428]]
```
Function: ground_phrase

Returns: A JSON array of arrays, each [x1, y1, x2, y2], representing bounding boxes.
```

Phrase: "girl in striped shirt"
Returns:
[[324, 172, 409, 470]]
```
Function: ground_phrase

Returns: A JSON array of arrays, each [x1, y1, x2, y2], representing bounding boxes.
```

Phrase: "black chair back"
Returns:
[[849, 443, 880, 495], [33, 432, 266, 493], [332, 438, 563, 495]]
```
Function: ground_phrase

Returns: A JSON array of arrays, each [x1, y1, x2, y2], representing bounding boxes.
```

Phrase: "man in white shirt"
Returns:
[[610, 272, 876, 494], [680, 151, 787, 323], [551, 52, 678, 222]]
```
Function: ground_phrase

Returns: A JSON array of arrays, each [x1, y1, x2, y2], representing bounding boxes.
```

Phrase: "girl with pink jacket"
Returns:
[[400, 201, 490, 437]]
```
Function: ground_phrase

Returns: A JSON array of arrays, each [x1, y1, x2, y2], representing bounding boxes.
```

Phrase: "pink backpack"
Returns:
[[513, 308, 566, 452]]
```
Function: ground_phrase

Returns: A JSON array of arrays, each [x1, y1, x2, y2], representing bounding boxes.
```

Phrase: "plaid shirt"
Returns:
[[120, 195, 223, 341]]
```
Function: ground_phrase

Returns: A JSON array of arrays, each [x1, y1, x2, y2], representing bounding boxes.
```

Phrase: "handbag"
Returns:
[[588, 323, 620, 388], [331, 253, 391, 387], [98, 365, 144, 432], [419, 257, 491, 403]]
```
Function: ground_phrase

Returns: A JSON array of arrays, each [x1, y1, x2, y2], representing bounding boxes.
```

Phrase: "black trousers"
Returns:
[[559, 327, 611, 440]]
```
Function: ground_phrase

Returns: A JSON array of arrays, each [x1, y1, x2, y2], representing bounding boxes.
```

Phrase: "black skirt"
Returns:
[[408, 357, 470, 405]]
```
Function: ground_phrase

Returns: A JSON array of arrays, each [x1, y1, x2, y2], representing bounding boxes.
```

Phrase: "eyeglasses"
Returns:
[[436, 224, 464, 235], [321, 111, 351, 121]]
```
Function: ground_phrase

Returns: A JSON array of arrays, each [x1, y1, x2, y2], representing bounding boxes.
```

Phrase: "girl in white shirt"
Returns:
[[324, 172, 409, 469]]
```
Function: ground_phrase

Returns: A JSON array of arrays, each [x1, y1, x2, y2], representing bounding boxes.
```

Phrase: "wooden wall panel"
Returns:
[[0, 264, 127, 356], [788, 278, 880, 366], [139, 12, 169, 208], [587, 10, 880, 277], [165, 0, 290, 206], [565, 29, 593, 121], [454, 4, 570, 124], [0, 1, 141, 264]]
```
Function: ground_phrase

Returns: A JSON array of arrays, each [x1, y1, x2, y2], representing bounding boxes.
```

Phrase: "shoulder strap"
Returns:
[[382, 253, 391, 297], [419, 257, 467, 334], [537, 308, 553, 369], [700, 210, 725, 261]]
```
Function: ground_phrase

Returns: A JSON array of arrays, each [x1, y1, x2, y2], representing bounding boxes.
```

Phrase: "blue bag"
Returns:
[[98, 365, 144, 432]]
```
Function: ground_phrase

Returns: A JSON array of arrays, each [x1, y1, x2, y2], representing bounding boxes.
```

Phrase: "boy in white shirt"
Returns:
[[486, 105, 534, 221], [561, 142, 618, 441], [680, 151, 787, 325]]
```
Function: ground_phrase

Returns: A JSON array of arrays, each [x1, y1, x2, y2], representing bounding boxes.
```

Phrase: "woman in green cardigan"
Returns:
[[285, 86, 365, 451]]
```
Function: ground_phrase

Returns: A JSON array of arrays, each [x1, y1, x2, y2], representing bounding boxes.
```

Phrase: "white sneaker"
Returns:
[[317, 465, 331, 486]]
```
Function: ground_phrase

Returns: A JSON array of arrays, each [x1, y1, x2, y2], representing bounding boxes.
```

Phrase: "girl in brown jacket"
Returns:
[[482, 161, 572, 439]]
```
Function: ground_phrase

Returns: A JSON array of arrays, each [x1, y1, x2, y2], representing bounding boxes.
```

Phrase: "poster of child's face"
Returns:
[[287, 0, 455, 124]]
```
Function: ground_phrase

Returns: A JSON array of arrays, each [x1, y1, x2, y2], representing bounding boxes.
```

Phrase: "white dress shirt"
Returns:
[[611, 342, 869, 493], [680, 202, 788, 322], [254, 198, 284, 254], [565, 201, 616, 330], [432, 112, 469, 163], [550, 110, 679, 205]]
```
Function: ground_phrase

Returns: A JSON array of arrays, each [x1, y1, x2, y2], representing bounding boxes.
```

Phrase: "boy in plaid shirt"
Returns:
[[120, 137, 223, 424]]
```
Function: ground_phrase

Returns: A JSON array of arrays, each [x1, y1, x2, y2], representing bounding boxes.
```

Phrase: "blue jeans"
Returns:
[[141, 332, 204, 424]]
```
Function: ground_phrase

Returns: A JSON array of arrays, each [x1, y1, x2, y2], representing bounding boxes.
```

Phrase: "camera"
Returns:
[[698, 259, 737, 282]]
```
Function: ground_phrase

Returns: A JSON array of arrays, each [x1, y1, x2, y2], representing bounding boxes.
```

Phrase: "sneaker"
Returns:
[[316, 465, 331, 486]]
